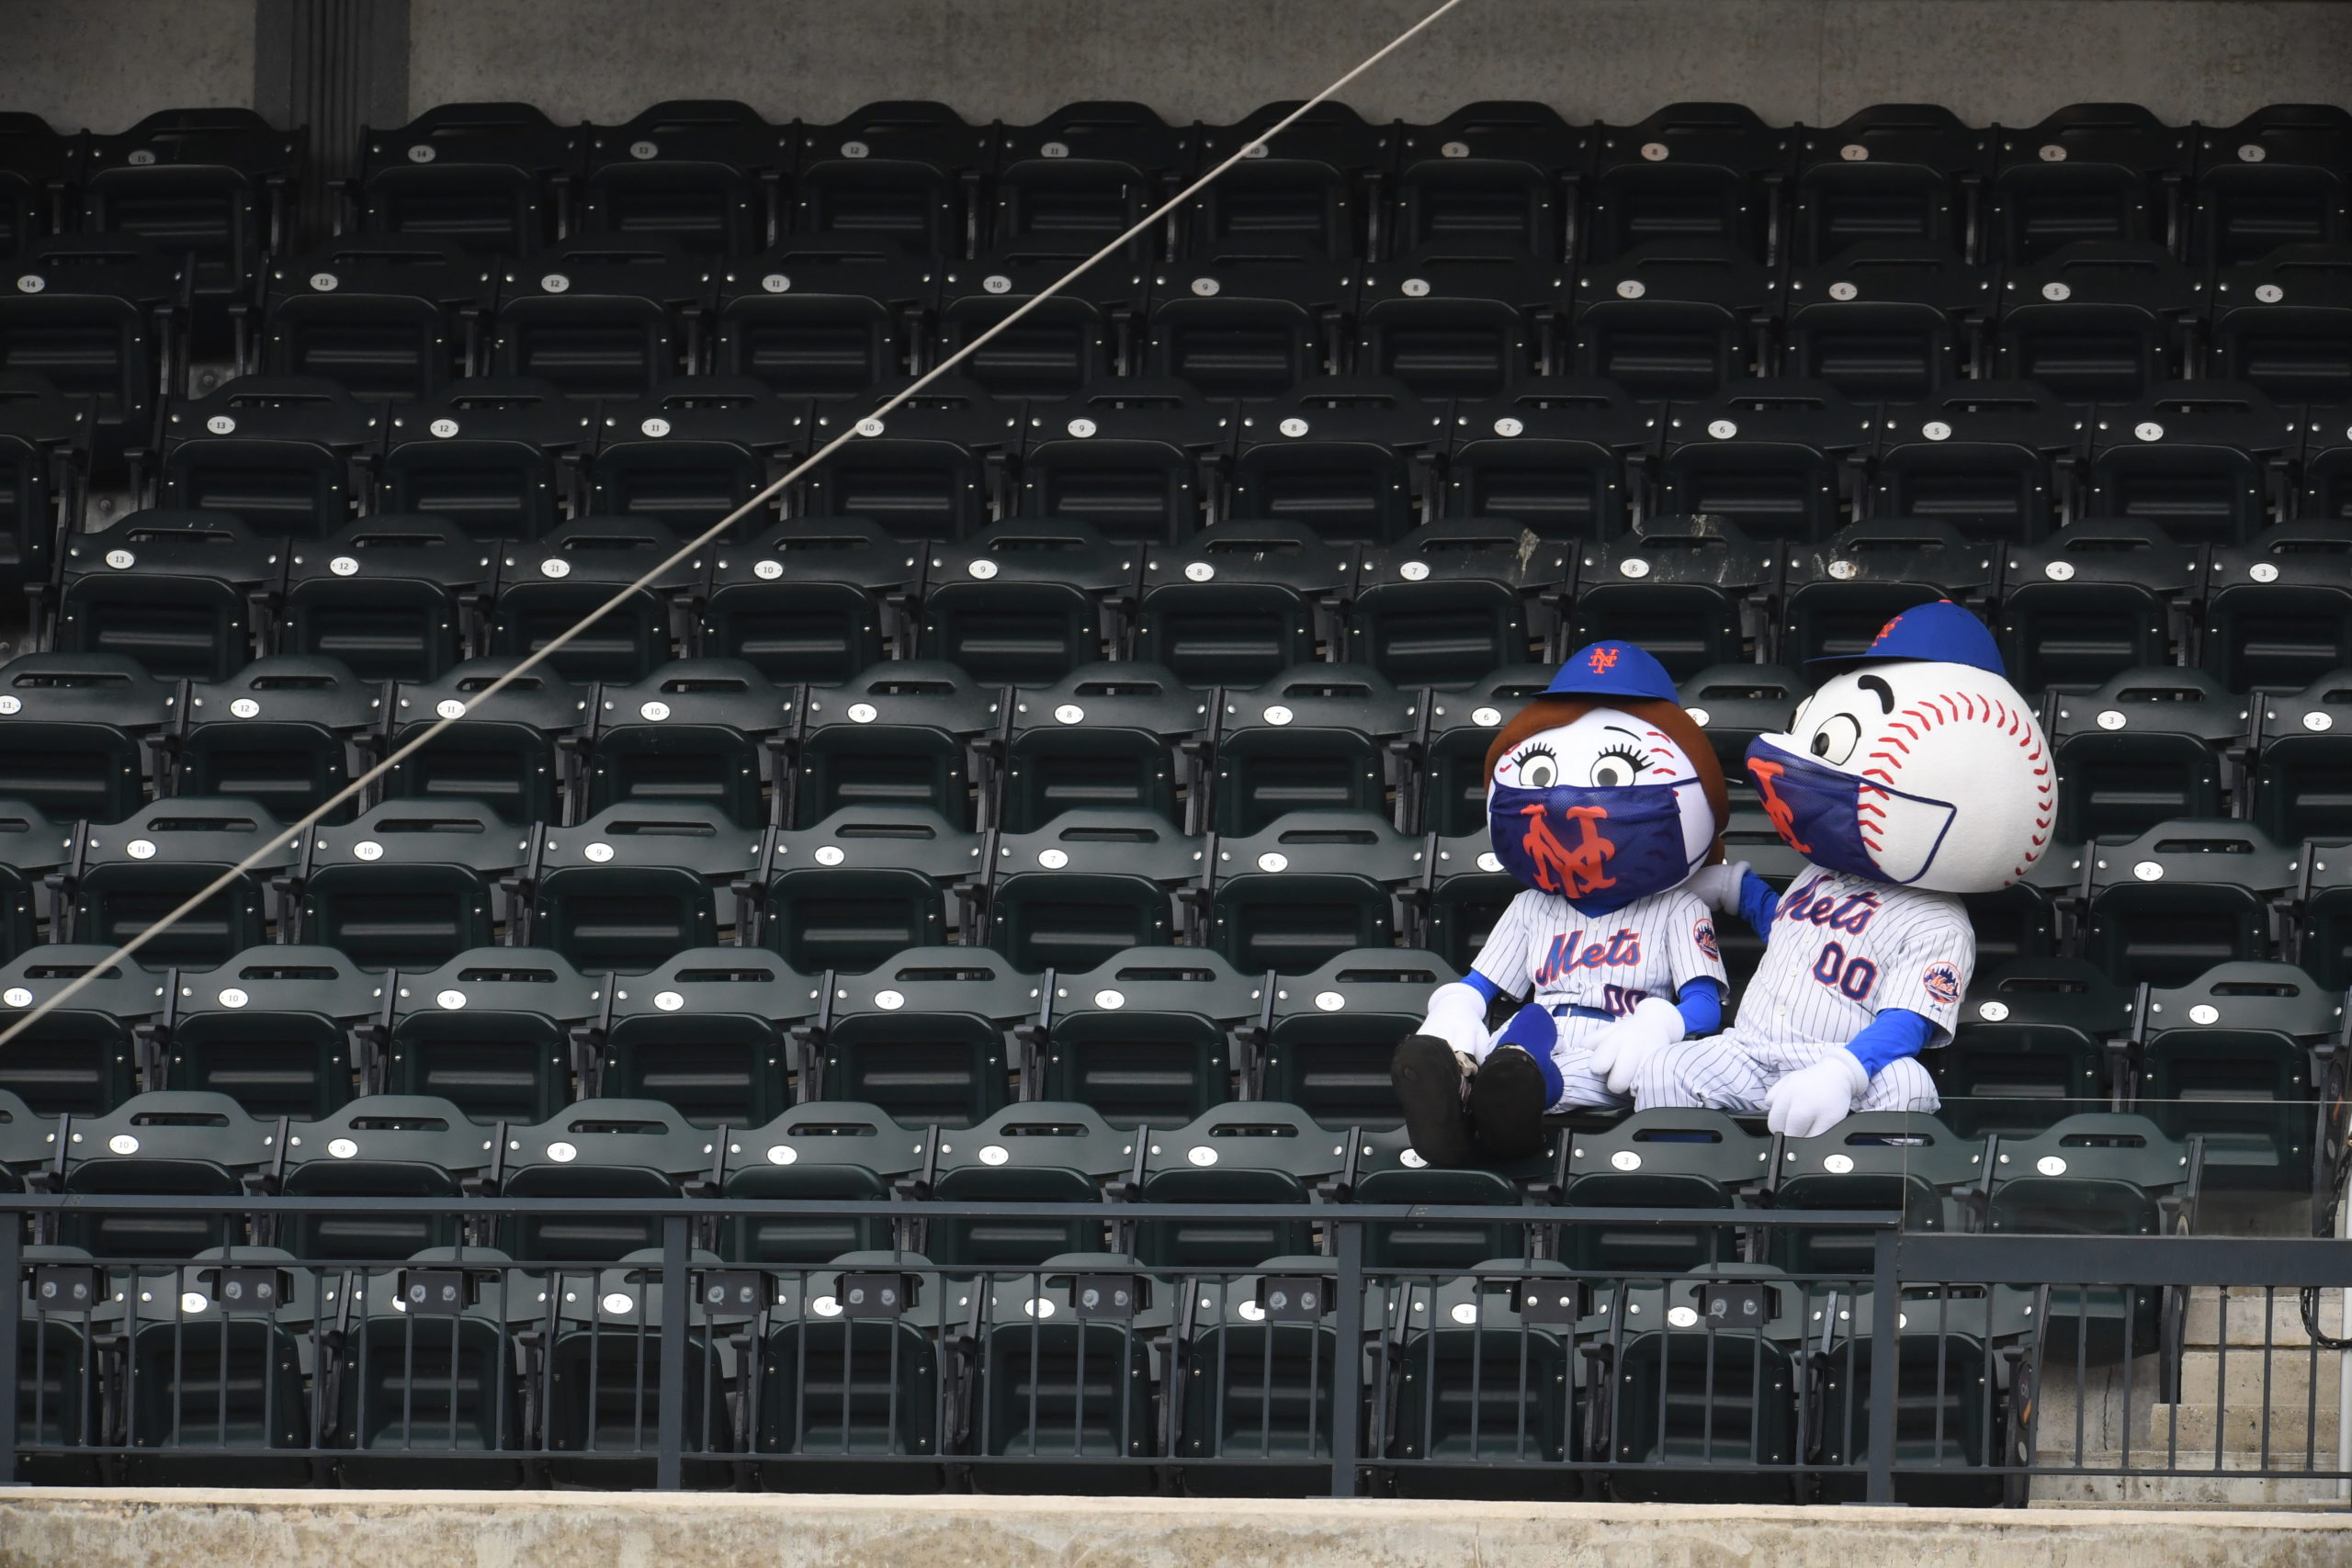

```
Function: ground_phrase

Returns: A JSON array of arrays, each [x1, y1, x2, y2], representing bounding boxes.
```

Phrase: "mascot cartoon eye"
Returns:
[[1809, 712, 1862, 766], [1588, 747, 1646, 787], [1506, 742, 1558, 788]]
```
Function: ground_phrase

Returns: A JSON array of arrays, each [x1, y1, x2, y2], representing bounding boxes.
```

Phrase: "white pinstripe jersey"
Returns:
[[1738, 868, 1973, 1048], [1473, 886, 1726, 1019]]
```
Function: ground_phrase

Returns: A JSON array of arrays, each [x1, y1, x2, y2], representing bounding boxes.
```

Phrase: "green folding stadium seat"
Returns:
[[1133, 523, 1348, 688], [1422, 828, 1517, 973], [1596, 1264, 1805, 1504], [785, 661, 993, 829], [1762, 1111, 1986, 1276], [794, 373, 1023, 541], [279, 1093, 493, 1259], [1417, 665, 1555, 837], [985, 808, 1206, 972], [386, 946, 601, 1122], [55, 1090, 278, 1258], [0, 652, 175, 822], [64, 797, 293, 966], [175, 655, 379, 821], [1352, 1131, 1527, 1269], [487, 515, 695, 683], [817, 945, 1036, 1126], [159, 375, 375, 538], [1261, 947, 1461, 1125], [927, 1101, 1135, 1268], [2248, 669, 2352, 845], [280, 511, 488, 685], [1209, 812, 1424, 976], [1441, 377, 1654, 540], [1935, 958, 2132, 1138], [2084, 382, 2295, 549], [754, 1249, 944, 1490], [582, 658, 794, 829], [1041, 946, 1262, 1127], [379, 377, 595, 541], [164, 944, 379, 1118], [917, 515, 1130, 684], [713, 234, 932, 397], [490, 233, 704, 400], [1991, 242, 2199, 405], [1566, 513, 1762, 679], [1558, 1109, 1773, 1275], [329, 1249, 532, 1488], [385, 657, 590, 824], [526, 800, 763, 973], [2077, 818, 2291, 987], [542, 1246, 733, 1487], [699, 516, 912, 683], [586, 378, 802, 536], [1001, 661, 1212, 832], [752, 805, 981, 974], [293, 799, 527, 972], [1660, 380, 1875, 547], [1228, 376, 1449, 547], [1171, 1258, 1351, 1496], [1018, 376, 1225, 546], [1134, 1101, 1350, 1269], [1348, 520, 1562, 688], [1209, 664, 1416, 837], [2048, 667, 2240, 840], [54, 510, 271, 681], [1996, 519, 2189, 693], [2134, 959, 2335, 1191], [1777, 520, 1981, 666], [1676, 663, 1805, 811], [720, 1102, 924, 1264], [121, 1248, 314, 1487], [497, 1097, 716, 1262], [600, 945, 817, 1125], [1570, 241, 1776, 401], [2202, 521, 2352, 693], [0, 945, 164, 1114], [968, 1255, 1158, 1492], [1383, 1259, 1578, 1499]]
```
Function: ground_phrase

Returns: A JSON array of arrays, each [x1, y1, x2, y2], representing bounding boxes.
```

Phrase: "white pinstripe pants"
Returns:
[[1632, 1029, 1939, 1116]]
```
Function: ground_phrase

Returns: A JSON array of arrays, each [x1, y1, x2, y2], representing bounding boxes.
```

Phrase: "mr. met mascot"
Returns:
[[1391, 639, 1731, 1166], [1642, 600, 2054, 1134]]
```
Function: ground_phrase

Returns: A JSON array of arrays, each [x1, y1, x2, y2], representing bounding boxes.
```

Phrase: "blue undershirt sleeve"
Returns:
[[1737, 870, 1781, 942], [1674, 977, 1723, 1037], [1463, 970, 1509, 1005], [1844, 1008, 1936, 1077]]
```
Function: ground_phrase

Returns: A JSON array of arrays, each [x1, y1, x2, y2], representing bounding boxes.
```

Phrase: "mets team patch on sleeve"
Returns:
[[1922, 961, 1962, 1007], [1694, 917, 1720, 962]]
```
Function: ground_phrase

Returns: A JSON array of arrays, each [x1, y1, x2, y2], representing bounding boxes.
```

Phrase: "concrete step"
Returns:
[[2169, 1349, 2345, 1412], [2030, 1455, 2348, 1507], [2181, 1286, 2347, 1349]]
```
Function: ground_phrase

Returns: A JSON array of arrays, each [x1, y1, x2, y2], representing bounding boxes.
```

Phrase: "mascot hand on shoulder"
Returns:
[[1392, 640, 1731, 1168], [1657, 600, 2053, 1138]]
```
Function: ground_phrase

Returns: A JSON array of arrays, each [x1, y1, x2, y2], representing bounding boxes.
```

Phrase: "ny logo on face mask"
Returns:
[[1518, 802, 1618, 898], [1748, 758, 1814, 855]]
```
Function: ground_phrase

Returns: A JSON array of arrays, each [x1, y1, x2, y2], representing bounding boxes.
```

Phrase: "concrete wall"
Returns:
[[408, 0, 2352, 129], [0, 0, 255, 132]]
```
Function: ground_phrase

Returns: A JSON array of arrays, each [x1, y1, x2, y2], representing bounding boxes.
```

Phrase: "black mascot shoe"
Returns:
[[1389, 1033, 1476, 1168], [1467, 1043, 1546, 1161]]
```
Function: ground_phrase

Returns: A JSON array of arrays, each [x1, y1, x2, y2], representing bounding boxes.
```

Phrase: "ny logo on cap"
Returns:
[[1587, 646, 1621, 674]]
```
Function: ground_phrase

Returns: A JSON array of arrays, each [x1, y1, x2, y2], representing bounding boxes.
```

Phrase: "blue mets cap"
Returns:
[[1808, 599, 2007, 678], [1543, 640, 1680, 702]]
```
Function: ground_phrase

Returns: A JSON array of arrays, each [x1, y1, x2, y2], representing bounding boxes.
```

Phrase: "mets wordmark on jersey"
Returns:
[[1476, 886, 1726, 1015], [1745, 868, 1973, 1045]]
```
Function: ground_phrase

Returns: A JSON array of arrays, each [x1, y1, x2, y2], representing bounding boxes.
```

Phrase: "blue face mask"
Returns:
[[1744, 735, 1958, 886], [1487, 778, 1702, 916]]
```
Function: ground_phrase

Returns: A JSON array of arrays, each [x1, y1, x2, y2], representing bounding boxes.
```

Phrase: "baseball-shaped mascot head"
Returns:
[[1747, 601, 2052, 893], [1485, 640, 1729, 915]]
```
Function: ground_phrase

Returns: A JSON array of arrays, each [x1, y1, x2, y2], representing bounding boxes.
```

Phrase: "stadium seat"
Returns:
[[789, 100, 988, 257], [1995, 519, 2187, 692], [326, 1248, 532, 1486], [1229, 376, 1448, 545], [160, 376, 378, 538], [539, 1244, 735, 1484], [385, 946, 600, 1122], [1000, 660, 1211, 831], [2047, 667, 2241, 840], [586, 378, 803, 536], [358, 102, 579, 258], [525, 800, 762, 973], [964, 1256, 1156, 1491], [1134, 1101, 1346, 1267], [1418, 664, 1557, 835], [1987, 104, 2189, 265], [2247, 670, 2352, 845], [119, 1244, 316, 1485], [1936, 958, 2132, 1137], [1991, 242, 2199, 404], [51, 1089, 277, 1258], [599, 946, 816, 1124], [2201, 520, 2352, 692], [719, 1101, 922, 1262], [2208, 244, 2352, 407], [1132, 522, 1346, 686], [281, 517, 491, 682], [924, 1100, 1132, 1267], [1017, 378, 1228, 544], [0, 651, 175, 821], [1038, 945, 1261, 1126], [579, 657, 791, 829], [163, 943, 377, 1118], [1780, 243, 1993, 402], [698, 516, 910, 682], [751, 805, 981, 973], [1352, 1131, 1528, 1268], [0, 944, 164, 1114], [988, 100, 1184, 261], [1393, 101, 1584, 259], [1569, 242, 1776, 400], [1208, 664, 1416, 836], [1586, 104, 1792, 265], [1189, 100, 1389, 262], [486, 514, 694, 682], [279, 1093, 492, 1258], [714, 240, 933, 397], [1557, 1108, 1770, 1273], [750, 1247, 944, 1487], [983, 807, 1205, 971], [2077, 818, 2292, 987], [1868, 379, 2076, 542], [384, 656, 588, 823], [1659, 380, 1872, 544], [1348, 520, 1564, 687], [1676, 662, 1805, 808], [292, 798, 526, 971], [0, 236, 183, 475], [378, 377, 596, 539], [62, 796, 290, 965], [580, 99, 784, 258], [490, 233, 712, 400], [795, 374, 1023, 540], [935, 251, 1135, 400], [54, 509, 275, 681], [2083, 381, 2295, 547], [1259, 946, 1458, 1122], [1174, 1256, 1355, 1495], [496, 1096, 714, 1261], [813, 944, 1036, 1125], [783, 660, 993, 829], [2190, 106, 2352, 268], [1421, 826, 1517, 971], [1762, 1110, 1986, 1275], [1141, 250, 1352, 399], [1791, 105, 1991, 265], [1776, 520, 1978, 665], [1381, 1258, 1577, 1498], [1354, 243, 1571, 399], [1441, 377, 1657, 538], [1566, 512, 1764, 677], [916, 514, 1130, 683], [2132, 959, 2333, 1191], [261, 236, 495, 400]]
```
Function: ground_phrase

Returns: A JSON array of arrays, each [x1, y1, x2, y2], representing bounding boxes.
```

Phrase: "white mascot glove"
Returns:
[[1764, 1050, 1869, 1138], [1587, 996, 1686, 1096], [1416, 981, 1491, 1057], [1682, 860, 1751, 916]]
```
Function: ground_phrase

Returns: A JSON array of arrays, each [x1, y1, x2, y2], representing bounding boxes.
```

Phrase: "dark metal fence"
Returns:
[[5, 1195, 2350, 1501]]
